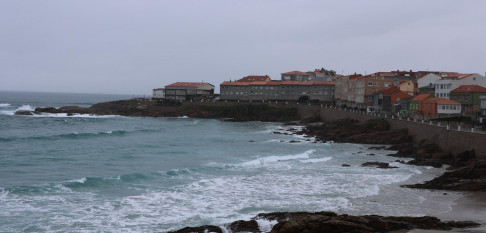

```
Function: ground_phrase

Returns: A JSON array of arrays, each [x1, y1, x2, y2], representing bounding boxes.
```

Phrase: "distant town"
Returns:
[[153, 68, 486, 122]]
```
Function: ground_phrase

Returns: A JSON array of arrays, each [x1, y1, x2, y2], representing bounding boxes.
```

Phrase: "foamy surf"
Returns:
[[239, 149, 316, 167], [0, 103, 11, 107]]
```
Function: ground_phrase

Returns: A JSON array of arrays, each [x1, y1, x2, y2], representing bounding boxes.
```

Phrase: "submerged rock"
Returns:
[[361, 162, 398, 169], [14, 110, 34, 115]]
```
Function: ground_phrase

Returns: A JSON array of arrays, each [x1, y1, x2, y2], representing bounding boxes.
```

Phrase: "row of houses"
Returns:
[[153, 69, 486, 118]]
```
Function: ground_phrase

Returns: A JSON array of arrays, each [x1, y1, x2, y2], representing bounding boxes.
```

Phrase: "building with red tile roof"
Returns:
[[220, 80, 335, 102], [409, 94, 434, 112], [450, 85, 486, 115], [434, 73, 486, 99], [237, 75, 271, 82], [422, 97, 461, 118]]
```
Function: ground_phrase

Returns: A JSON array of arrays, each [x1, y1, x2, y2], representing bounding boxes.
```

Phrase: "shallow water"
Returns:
[[0, 91, 463, 232]]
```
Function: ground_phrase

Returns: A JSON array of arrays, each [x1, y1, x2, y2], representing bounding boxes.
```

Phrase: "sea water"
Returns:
[[0, 91, 463, 232]]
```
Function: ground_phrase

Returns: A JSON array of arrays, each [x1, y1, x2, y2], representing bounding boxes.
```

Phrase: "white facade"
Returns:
[[437, 103, 461, 115], [434, 74, 486, 99], [417, 74, 441, 88], [152, 88, 165, 99]]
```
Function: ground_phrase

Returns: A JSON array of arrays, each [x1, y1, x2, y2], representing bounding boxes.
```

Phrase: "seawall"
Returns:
[[319, 107, 486, 157]]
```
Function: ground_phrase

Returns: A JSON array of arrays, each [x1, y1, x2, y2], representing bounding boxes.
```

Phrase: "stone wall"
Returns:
[[320, 107, 486, 157]]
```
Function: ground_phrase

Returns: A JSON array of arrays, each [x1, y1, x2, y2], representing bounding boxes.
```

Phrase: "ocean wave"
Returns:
[[63, 173, 150, 189], [0, 130, 128, 142], [299, 157, 332, 163], [0, 104, 35, 116], [0, 103, 11, 107], [239, 149, 316, 167], [32, 113, 121, 118]]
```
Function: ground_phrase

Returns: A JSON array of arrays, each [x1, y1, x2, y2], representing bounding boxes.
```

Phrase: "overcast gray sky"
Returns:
[[1, 0, 485, 95]]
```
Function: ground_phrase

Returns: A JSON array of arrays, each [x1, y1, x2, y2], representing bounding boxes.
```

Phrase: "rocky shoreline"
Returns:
[[16, 100, 486, 232], [170, 212, 479, 233]]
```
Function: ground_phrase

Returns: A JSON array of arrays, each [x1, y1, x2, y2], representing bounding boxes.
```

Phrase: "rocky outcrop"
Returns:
[[31, 100, 300, 122], [403, 157, 486, 191], [361, 162, 398, 169], [300, 118, 410, 145], [387, 141, 476, 169], [169, 211, 480, 233]]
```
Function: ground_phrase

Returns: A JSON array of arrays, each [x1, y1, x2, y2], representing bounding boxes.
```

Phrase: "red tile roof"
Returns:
[[237, 75, 271, 82], [451, 85, 486, 93], [166, 82, 213, 88], [281, 71, 314, 76], [411, 94, 433, 101], [382, 86, 400, 95], [436, 98, 460, 105], [221, 81, 335, 86], [423, 97, 460, 105]]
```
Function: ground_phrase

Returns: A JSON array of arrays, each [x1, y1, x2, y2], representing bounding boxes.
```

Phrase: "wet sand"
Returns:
[[396, 192, 486, 233]]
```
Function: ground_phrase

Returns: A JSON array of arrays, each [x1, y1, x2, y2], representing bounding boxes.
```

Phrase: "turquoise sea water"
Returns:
[[0, 91, 464, 232]]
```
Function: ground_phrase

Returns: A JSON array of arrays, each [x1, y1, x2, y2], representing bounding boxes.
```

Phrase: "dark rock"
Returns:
[[227, 220, 259, 233], [170, 212, 480, 233], [35, 107, 61, 113], [402, 157, 486, 191], [446, 221, 481, 228], [168, 225, 223, 233], [361, 162, 398, 169], [300, 118, 409, 145], [366, 153, 376, 156], [342, 164, 350, 167], [288, 140, 300, 143], [282, 122, 299, 126], [14, 110, 34, 115], [369, 146, 387, 150]]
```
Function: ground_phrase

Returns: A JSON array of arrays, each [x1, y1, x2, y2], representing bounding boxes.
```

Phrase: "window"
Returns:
[[368, 82, 373, 86], [368, 97, 372, 102]]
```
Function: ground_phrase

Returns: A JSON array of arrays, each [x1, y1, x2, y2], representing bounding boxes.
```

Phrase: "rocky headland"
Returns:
[[18, 99, 300, 122]]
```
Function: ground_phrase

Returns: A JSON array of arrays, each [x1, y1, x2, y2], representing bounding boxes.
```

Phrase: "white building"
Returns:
[[417, 73, 441, 88], [437, 98, 461, 115], [152, 88, 165, 99], [434, 73, 486, 99]]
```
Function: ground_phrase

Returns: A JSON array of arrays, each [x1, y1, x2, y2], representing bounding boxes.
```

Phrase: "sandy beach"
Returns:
[[402, 192, 486, 232]]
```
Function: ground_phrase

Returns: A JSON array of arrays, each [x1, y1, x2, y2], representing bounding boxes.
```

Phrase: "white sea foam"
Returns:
[[0, 105, 35, 115], [239, 149, 316, 167], [32, 113, 120, 118], [256, 219, 278, 232], [0, 103, 10, 107], [299, 157, 332, 163]]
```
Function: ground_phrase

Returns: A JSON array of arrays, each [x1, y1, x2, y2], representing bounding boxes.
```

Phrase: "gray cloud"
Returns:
[[1, 0, 485, 94]]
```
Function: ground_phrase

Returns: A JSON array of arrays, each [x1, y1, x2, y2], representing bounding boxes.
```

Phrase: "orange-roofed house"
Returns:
[[165, 82, 215, 101], [379, 87, 413, 113], [237, 75, 271, 82], [450, 85, 486, 115], [422, 98, 461, 118], [409, 94, 434, 112]]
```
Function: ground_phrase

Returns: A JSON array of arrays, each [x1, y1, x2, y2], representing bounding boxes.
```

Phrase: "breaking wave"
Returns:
[[0, 128, 161, 142]]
